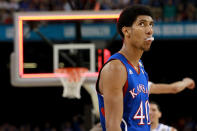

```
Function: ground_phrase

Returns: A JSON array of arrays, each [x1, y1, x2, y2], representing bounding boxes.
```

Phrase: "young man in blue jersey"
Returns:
[[96, 5, 154, 131]]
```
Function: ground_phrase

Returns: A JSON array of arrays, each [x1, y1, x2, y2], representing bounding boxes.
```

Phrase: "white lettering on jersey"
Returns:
[[129, 84, 148, 99], [129, 88, 137, 99]]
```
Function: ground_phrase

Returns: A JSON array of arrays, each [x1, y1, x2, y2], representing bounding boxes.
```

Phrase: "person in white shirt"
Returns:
[[150, 101, 177, 131], [148, 77, 195, 131]]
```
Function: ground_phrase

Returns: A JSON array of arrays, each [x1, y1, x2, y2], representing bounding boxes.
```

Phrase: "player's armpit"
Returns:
[[100, 60, 127, 131]]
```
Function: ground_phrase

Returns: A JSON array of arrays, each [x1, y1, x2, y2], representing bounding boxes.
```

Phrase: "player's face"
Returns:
[[149, 103, 161, 123], [126, 15, 154, 51]]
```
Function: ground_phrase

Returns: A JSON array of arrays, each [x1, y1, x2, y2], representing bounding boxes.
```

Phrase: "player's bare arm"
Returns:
[[149, 77, 195, 94], [99, 60, 127, 131]]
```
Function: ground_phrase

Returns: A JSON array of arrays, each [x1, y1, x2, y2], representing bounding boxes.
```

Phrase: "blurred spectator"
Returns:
[[51, 127, 57, 131], [99, 0, 112, 10], [0, 0, 9, 10], [4, 0, 19, 24], [44, 122, 51, 131], [141, 0, 150, 5], [72, 115, 86, 131], [19, 0, 30, 11], [39, 0, 50, 11], [163, 0, 176, 22], [116, 0, 131, 9], [33, 125, 41, 131], [179, 116, 197, 131], [150, 0, 163, 21], [176, 2, 186, 21], [9, 125, 18, 131], [130, 0, 141, 5], [0, 10, 9, 24], [185, 2, 196, 21], [61, 121, 73, 131], [50, 0, 63, 11], [1, 0, 197, 23], [0, 123, 11, 131], [83, 0, 97, 10], [0, 0, 11, 24], [8, 0, 19, 10], [62, 0, 72, 11]]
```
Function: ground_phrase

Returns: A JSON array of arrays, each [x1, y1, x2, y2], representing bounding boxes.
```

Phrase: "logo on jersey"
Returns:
[[139, 62, 143, 67], [129, 69, 133, 74]]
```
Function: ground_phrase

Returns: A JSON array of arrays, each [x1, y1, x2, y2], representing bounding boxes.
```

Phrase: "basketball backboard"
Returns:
[[11, 10, 119, 87]]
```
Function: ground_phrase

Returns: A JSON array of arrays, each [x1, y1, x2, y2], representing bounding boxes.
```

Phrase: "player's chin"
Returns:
[[143, 43, 152, 51], [143, 46, 151, 51]]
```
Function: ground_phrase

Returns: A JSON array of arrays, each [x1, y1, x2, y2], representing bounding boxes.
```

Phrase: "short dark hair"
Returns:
[[117, 5, 153, 38], [150, 101, 161, 112]]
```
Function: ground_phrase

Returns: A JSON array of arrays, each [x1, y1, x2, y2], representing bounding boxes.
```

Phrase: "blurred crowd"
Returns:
[[0, 0, 197, 24], [0, 115, 87, 131], [1, 116, 197, 131], [0, 122, 76, 131]]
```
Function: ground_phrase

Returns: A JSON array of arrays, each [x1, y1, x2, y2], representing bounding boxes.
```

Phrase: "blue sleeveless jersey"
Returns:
[[96, 53, 150, 131]]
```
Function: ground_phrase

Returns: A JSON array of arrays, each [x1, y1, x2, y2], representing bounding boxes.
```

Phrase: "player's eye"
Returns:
[[149, 23, 154, 27], [139, 22, 145, 27]]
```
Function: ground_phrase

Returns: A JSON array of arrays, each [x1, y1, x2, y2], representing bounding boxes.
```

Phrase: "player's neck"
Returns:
[[119, 43, 143, 67], [151, 120, 159, 129]]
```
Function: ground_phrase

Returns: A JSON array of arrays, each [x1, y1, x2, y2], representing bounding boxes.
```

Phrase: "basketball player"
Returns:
[[149, 78, 195, 131], [96, 5, 154, 131], [149, 101, 177, 131]]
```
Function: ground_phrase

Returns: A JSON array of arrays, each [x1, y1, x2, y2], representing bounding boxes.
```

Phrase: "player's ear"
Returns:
[[122, 26, 130, 37], [158, 111, 162, 119]]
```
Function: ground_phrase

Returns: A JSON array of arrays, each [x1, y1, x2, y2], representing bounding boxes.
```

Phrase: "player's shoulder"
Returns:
[[160, 123, 169, 127], [103, 59, 125, 71], [159, 123, 177, 131], [101, 59, 127, 78], [100, 59, 127, 89]]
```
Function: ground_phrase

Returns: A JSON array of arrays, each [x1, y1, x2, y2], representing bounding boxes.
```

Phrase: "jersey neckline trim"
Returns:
[[118, 52, 141, 75]]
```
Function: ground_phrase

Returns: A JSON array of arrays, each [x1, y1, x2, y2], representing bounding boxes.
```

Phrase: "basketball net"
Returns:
[[55, 67, 89, 99]]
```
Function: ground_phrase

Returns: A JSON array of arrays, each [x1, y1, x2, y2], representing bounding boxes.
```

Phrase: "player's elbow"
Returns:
[[171, 88, 179, 94]]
